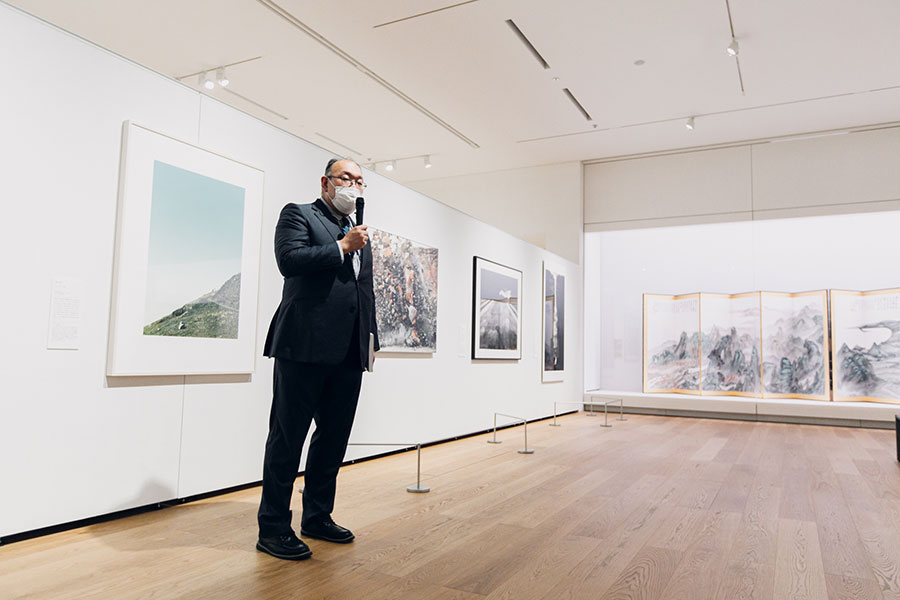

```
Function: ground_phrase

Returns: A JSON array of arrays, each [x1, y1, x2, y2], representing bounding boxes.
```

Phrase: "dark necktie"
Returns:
[[340, 218, 354, 256]]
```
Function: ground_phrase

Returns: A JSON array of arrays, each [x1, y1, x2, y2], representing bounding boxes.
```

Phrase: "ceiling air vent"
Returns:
[[562, 88, 592, 121], [505, 19, 550, 69]]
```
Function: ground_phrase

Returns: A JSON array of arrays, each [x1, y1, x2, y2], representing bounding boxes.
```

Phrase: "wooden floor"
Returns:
[[2, 413, 900, 599]]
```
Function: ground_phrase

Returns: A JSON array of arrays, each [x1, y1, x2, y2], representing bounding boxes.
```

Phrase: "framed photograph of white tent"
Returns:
[[472, 257, 522, 360], [107, 121, 265, 376]]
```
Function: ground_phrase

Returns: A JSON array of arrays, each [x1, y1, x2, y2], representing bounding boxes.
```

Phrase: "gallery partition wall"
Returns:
[[0, 3, 582, 539]]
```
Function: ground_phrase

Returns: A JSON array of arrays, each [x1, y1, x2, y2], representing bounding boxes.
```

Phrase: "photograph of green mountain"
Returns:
[[142, 160, 245, 339]]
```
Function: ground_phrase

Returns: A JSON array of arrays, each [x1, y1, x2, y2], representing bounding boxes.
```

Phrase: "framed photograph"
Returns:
[[831, 288, 900, 403], [471, 257, 522, 360], [542, 261, 566, 382], [371, 228, 439, 353], [760, 290, 830, 401], [107, 121, 264, 375], [643, 293, 701, 394]]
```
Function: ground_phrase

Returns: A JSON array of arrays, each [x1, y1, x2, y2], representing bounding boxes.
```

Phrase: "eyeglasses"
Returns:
[[328, 175, 367, 190]]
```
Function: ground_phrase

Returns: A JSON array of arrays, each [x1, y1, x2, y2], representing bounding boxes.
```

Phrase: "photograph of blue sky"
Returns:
[[144, 160, 245, 326]]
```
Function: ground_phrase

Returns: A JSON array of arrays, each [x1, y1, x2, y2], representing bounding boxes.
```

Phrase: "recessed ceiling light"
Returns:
[[685, 117, 695, 130], [633, 59, 645, 66], [385, 160, 395, 172], [424, 155, 432, 169]]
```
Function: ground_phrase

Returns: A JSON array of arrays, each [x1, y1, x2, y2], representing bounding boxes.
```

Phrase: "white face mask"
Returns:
[[329, 181, 359, 216]]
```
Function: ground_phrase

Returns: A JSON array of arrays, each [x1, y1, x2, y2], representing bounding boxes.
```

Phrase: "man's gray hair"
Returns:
[[325, 157, 360, 176]]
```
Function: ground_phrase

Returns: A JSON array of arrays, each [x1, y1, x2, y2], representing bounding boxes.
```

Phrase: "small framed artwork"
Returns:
[[107, 121, 265, 376], [542, 261, 566, 382], [471, 257, 522, 360]]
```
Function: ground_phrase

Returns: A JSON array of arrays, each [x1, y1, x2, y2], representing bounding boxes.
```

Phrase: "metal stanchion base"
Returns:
[[617, 417, 628, 421], [549, 423, 562, 427], [487, 440, 503, 444], [585, 412, 596, 417], [599, 423, 613, 428], [407, 485, 431, 493], [518, 449, 535, 454]]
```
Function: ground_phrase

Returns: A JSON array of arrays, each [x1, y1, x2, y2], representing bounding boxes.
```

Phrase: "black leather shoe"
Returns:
[[256, 532, 312, 560], [300, 518, 355, 544]]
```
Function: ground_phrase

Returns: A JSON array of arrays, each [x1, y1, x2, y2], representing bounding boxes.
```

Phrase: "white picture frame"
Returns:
[[542, 261, 566, 382], [106, 121, 264, 376]]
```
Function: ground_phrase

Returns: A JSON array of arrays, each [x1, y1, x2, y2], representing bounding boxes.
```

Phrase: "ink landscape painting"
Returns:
[[643, 294, 700, 393], [143, 161, 245, 339], [760, 291, 828, 400], [700, 293, 761, 396], [832, 289, 900, 403]]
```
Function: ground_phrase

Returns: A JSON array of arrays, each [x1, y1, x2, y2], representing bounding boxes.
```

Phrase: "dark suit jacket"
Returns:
[[263, 199, 379, 367]]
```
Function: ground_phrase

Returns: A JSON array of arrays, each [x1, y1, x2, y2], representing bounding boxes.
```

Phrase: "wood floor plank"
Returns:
[[774, 519, 828, 600], [599, 545, 683, 600]]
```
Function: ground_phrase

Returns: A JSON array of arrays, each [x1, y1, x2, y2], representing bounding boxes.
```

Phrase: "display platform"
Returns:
[[583, 389, 899, 429]]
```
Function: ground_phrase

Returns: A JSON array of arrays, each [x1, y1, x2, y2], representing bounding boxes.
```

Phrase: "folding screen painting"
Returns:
[[760, 291, 829, 400], [542, 262, 565, 381], [699, 292, 761, 396], [471, 257, 522, 360], [831, 288, 900, 403], [107, 122, 264, 375], [642, 294, 700, 393], [371, 228, 438, 353]]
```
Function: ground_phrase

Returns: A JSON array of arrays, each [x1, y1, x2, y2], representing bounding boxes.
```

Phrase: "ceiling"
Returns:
[[8, 0, 900, 184]]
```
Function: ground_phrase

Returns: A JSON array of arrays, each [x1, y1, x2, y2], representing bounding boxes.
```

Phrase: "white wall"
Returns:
[[0, 5, 582, 537], [406, 162, 583, 265], [584, 126, 900, 230]]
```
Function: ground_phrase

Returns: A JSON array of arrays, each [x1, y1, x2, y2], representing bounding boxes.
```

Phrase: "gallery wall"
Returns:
[[407, 162, 584, 265], [0, 4, 582, 538], [583, 126, 900, 231]]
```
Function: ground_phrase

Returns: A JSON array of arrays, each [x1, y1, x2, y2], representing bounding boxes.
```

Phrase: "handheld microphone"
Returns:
[[355, 197, 365, 226]]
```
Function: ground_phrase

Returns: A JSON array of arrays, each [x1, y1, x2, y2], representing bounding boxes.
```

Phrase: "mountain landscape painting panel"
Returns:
[[831, 288, 900, 403], [142, 160, 245, 339], [760, 291, 829, 400], [700, 292, 762, 396], [643, 293, 700, 393]]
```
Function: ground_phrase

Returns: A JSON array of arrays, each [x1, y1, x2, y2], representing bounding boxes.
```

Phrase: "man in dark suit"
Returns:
[[256, 158, 379, 561]]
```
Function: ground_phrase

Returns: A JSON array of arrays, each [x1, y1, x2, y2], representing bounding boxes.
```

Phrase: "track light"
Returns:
[[424, 155, 432, 169], [685, 117, 695, 130], [199, 71, 215, 90], [216, 67, 229, 87], [385, 160, 395, 172], [726, 38, 739, 57]]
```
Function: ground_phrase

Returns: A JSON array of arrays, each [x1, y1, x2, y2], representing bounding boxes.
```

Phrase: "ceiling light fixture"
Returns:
[[424, 155, 432, 169], [199, 71, 215, 90], [726, 38, 739, 57], [685, 117, 695, 130], [385, 160, 395, 172], [216, 67, 229, 87]]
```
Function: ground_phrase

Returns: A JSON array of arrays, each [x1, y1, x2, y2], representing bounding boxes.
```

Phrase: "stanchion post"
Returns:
[[617, 398, 627, 421], [586, 397, 596, 417], [488, 412, 502, 444], [600, 399, 612, 427], [550, 401, 561, 427], [519, 420, 535, 454], [407, 443, 430, 493]]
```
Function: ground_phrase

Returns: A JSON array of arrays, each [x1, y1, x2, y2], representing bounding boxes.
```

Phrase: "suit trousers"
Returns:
[[257, 347, 363, 537]]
